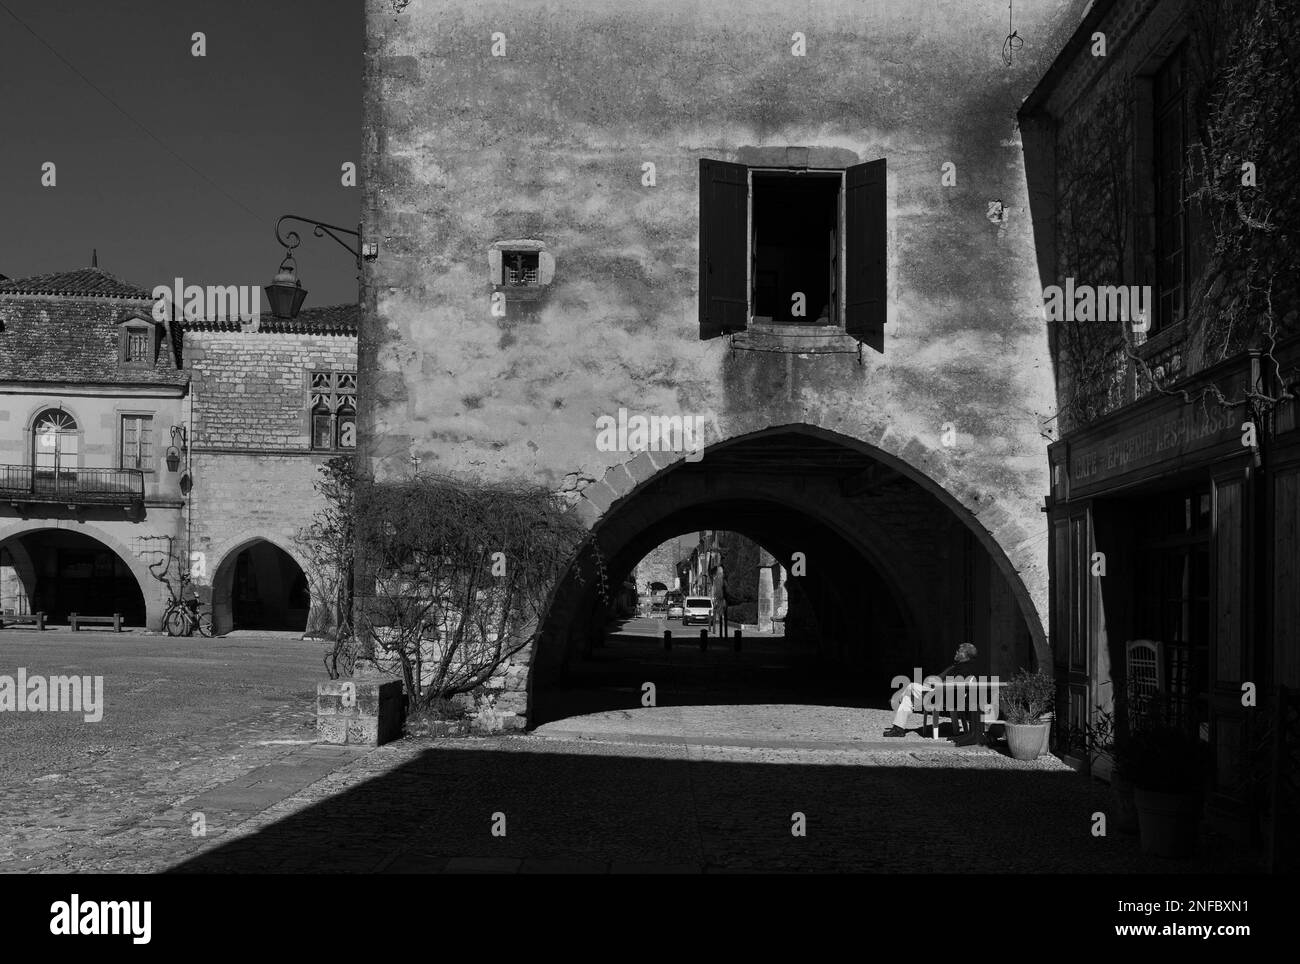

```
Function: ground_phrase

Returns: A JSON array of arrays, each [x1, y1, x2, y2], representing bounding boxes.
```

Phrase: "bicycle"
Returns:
[[163, 590, 214, 638], [149, 556, 214, 637]]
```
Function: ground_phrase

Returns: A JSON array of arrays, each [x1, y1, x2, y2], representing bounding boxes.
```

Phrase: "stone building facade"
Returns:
[[1019, 0, 1299, 853], [359, 0, 1086, 729], [182, 305, 359, 635], [0, 261, 358, 634], [0, 267, 187, 629]]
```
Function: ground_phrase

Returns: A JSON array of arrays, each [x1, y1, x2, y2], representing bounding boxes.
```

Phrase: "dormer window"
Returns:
[[118, 317, 157, 366], [125, 327, 149, 361]]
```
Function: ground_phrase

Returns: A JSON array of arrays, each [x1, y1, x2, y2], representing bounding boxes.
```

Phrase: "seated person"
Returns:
[[883, 643, 978, 738]]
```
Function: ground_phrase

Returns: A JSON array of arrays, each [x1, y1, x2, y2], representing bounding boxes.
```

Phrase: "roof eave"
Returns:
[[1019, 0, 1123, 120]]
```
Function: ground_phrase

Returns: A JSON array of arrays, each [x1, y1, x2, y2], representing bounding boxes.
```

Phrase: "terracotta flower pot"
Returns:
[[1133, 788, 1202, 857], [1005, 722, 1049, 761]]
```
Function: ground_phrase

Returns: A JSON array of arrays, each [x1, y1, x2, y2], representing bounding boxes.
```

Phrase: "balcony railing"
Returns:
[[0, 464, 145, 506]]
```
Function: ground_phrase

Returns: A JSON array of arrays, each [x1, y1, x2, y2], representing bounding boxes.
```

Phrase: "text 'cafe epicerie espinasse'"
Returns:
[[1071, 402, 1237, 483]]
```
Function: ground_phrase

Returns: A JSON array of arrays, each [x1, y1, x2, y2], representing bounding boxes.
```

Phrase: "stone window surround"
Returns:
[[488, 239, 555, 302]]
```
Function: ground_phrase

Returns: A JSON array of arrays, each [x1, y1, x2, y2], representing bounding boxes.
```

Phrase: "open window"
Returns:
[[752, 172, 840, 324], [699, 157, 886, 350]]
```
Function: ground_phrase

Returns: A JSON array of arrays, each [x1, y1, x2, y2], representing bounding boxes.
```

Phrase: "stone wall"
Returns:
[[361, 0, 1081, 727], [184, 328, 357, 634], [185, 331, 356, 451], [632, 536, 692, 595], [1023, 0, 1300, 432]]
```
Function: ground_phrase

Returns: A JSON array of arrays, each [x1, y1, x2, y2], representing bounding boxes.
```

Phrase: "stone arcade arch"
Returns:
[[210, 536, 312, 635], [0, 523, 153, 628], [525, 426, 1049, 727]]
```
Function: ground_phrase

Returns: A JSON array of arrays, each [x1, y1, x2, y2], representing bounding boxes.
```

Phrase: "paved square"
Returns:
[[0, 629, 1251, 873]]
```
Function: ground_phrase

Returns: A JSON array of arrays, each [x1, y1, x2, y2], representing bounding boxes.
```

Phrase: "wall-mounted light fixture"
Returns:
[[166, 425, 188, 473], [268, 215, 376, 319]]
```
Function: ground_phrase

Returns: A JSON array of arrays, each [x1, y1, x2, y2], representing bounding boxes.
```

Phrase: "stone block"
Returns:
[[317, 716, 348, 743], [316, 677, 405, 746], [624, 450, 659, 486], [582, 479, 617, 513], [347, 718, 380, 745]]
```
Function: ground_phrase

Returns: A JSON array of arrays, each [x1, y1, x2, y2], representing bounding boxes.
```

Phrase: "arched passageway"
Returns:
[[529, 428, 1043, 728], [212, 540, 310, 634], [0, 529, 147, 626]]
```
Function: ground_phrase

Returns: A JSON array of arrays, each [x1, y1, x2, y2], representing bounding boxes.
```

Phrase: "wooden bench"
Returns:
[[69, 613, 124, 632], [0, 611, 46, 630]]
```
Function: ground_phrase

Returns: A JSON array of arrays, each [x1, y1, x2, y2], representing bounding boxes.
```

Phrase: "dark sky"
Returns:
[[0, 0, 362, 308]]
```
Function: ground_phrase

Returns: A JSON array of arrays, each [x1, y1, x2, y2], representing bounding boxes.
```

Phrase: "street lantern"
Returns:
[[265, 252, 308, 320], [269, 215, 375, 320]]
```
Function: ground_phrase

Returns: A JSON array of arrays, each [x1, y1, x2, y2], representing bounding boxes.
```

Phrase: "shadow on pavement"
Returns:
[[168, 743, 1245, 874]]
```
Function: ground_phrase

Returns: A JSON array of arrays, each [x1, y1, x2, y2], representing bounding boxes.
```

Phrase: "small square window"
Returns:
[[488, 241, 553, 301], [503, 251, 540, 286]]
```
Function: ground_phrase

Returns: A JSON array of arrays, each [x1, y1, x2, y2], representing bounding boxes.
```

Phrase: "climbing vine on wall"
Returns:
[[1051, 0, 1299, 431]]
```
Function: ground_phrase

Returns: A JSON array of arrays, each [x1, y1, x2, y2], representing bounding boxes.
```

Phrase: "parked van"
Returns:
[[683, 596, 713, 626]]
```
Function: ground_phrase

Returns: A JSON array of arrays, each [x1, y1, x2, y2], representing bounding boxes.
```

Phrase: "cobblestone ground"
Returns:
[[175, 732, 1249, 875], [0, 631, 1253, 873], [0, 629, 351, 873]]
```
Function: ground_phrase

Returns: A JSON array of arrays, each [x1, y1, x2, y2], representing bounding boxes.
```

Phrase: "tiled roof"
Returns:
[[0, 297, 187, 386], [181, 302, 359, 335], [0, 267, 155, 299]]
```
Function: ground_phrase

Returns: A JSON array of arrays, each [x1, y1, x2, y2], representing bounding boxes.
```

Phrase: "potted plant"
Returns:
[[1000, 668, 1055, 760], [1114, 725, 1209, 857], [1070, 708, 1138, 834]]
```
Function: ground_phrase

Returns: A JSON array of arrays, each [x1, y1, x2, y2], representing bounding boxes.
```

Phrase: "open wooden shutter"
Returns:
[[845, 158, 887, 351], [699, 158, 749, 338]]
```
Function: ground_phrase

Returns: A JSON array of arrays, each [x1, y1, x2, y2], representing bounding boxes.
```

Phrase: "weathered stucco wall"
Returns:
[[361, 0, 1075, 645]]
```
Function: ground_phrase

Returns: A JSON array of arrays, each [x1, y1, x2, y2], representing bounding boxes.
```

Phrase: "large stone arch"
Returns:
[[0, 520, 162, 628], [523, 423, 1049, 727], [209, 532, 314, 635], [590, 499, 928, 659], [571, 424, 1047, 649]]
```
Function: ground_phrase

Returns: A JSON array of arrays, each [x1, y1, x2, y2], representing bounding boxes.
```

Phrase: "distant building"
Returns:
[[0, 267, 187, 627], [0, 262, 357, 633], [181, 304, 358, 635]]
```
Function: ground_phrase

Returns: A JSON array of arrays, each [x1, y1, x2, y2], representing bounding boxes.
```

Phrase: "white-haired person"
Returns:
[[883, 643, 978, 738]]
